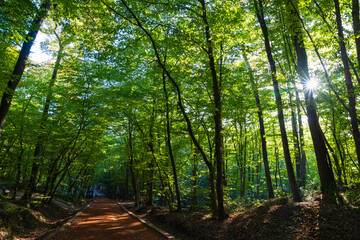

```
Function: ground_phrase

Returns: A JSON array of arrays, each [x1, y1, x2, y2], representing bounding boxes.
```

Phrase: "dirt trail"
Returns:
[[51, 198, 166, 240]]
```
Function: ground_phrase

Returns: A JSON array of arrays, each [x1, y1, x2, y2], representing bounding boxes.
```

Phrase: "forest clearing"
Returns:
[[1, 0, 360, 239]]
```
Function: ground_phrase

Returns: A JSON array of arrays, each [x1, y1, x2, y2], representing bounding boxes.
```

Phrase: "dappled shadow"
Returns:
[[52, 198, 165, 240], [224, 198, 301, 240]]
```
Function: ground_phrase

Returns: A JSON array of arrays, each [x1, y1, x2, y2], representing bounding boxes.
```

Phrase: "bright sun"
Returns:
[[306, 79, 318, 90]]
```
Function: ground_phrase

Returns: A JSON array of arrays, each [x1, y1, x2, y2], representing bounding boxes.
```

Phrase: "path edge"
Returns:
[[36, 200, 94, 240], [117, 202, 176, 239]]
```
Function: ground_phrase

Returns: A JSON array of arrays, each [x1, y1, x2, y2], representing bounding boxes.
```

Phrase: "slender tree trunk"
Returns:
[[279, 34, 303, 187], [331, 104, 347, 185], [288, 85, 302, 186], [0, 0, 51, 135], [48, 163, 71, 203], [198, 0, 225, 219], [334, 0, 360, 169], [191, 151, 198, 210], [128, 122, 138, 207], [352, 0, 360, 69], [162, 66, 181, 212], [124, 165, 129, 200], [288, 0, 338, 204], [254, 0, 301, 202], [242, 52, 274, 198], [294, 85, 307, 187], [146, 121, 155, 206], [323, 132, 343, 186], [12, 96, 32, 199], [22, 47, 63, 200], [273, 125, 284, 192], [242, 126, 247, 198]]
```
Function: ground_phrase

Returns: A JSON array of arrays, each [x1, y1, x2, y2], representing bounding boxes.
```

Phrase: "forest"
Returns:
[[1, 0, 360, 238]]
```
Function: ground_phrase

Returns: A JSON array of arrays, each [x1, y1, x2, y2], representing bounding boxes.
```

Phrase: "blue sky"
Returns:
[[30, 31, 52, 63]]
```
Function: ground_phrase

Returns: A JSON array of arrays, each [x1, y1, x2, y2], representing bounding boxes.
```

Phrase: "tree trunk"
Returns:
[[0, 0, 51, 135], [288, 0, 338, 204], [128, 122, 138, 207], [146, 132, 155, 206], [22, 47, 63, 201], [190, 152, 198, 210], [162, 64, 181, 211], [198, 0, 225, 220], [279, 36, 303, 187], [352, 0, 360, 70], [242, 51, 274, 199], [254, 0, 301, 202], [334, 0, 360, 169], [241, 126, 247, 198], [294, 85, 307, 187]]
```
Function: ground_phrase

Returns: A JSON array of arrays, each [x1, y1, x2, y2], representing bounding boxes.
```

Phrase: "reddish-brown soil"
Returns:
[[52, 198, 166, 240]]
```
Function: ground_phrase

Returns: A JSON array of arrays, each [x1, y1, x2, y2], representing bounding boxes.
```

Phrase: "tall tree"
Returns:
[[352, 0, 360, 70], [0, 0, 52, 135], [198, 0, 226, 219], [242, 51, 274, 199], [22, 30, 64, 200], [162, 64, 181, 212], [286, 0, 338, 204], [253, 0, 301, 202], [333, 0, 360, 169]]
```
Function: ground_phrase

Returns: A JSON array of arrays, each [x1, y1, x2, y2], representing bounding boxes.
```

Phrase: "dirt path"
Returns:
[[51, 198, 166, 240]]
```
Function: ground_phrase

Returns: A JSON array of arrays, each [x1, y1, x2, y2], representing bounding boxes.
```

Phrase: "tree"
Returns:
[[0, 0, 52, 135], [333, 0, 360, 170], [285, 0, 338, 204], [253, 0, 301, 202], [242, 51, 274, 199]]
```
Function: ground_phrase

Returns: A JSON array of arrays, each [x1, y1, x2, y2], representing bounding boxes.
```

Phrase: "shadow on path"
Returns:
[[52, 198, 166, 240]]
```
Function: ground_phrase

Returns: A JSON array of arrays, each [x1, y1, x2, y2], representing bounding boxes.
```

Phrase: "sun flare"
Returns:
[[306, 79, 318, 90]]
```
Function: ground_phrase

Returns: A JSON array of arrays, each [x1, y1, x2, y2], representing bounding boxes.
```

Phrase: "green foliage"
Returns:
[[0, 0, 360, 216], [345, 185, 360, 205]]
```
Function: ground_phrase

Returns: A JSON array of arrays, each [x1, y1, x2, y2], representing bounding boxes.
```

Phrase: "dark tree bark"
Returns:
[[333, 0, 360, 170], [287, 0, 338, 204], [242, 52, 274, 199], [352, 0, 360, 70], [198, 0, 226, 220], [254, 0, 301, 202], [0, 0, 51, 135]]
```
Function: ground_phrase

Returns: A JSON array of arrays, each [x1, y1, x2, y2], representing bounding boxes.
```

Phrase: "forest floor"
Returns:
[[2, 193, 360, 239], [129, 197, 360, 240], [0, 194, 89, 240]]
